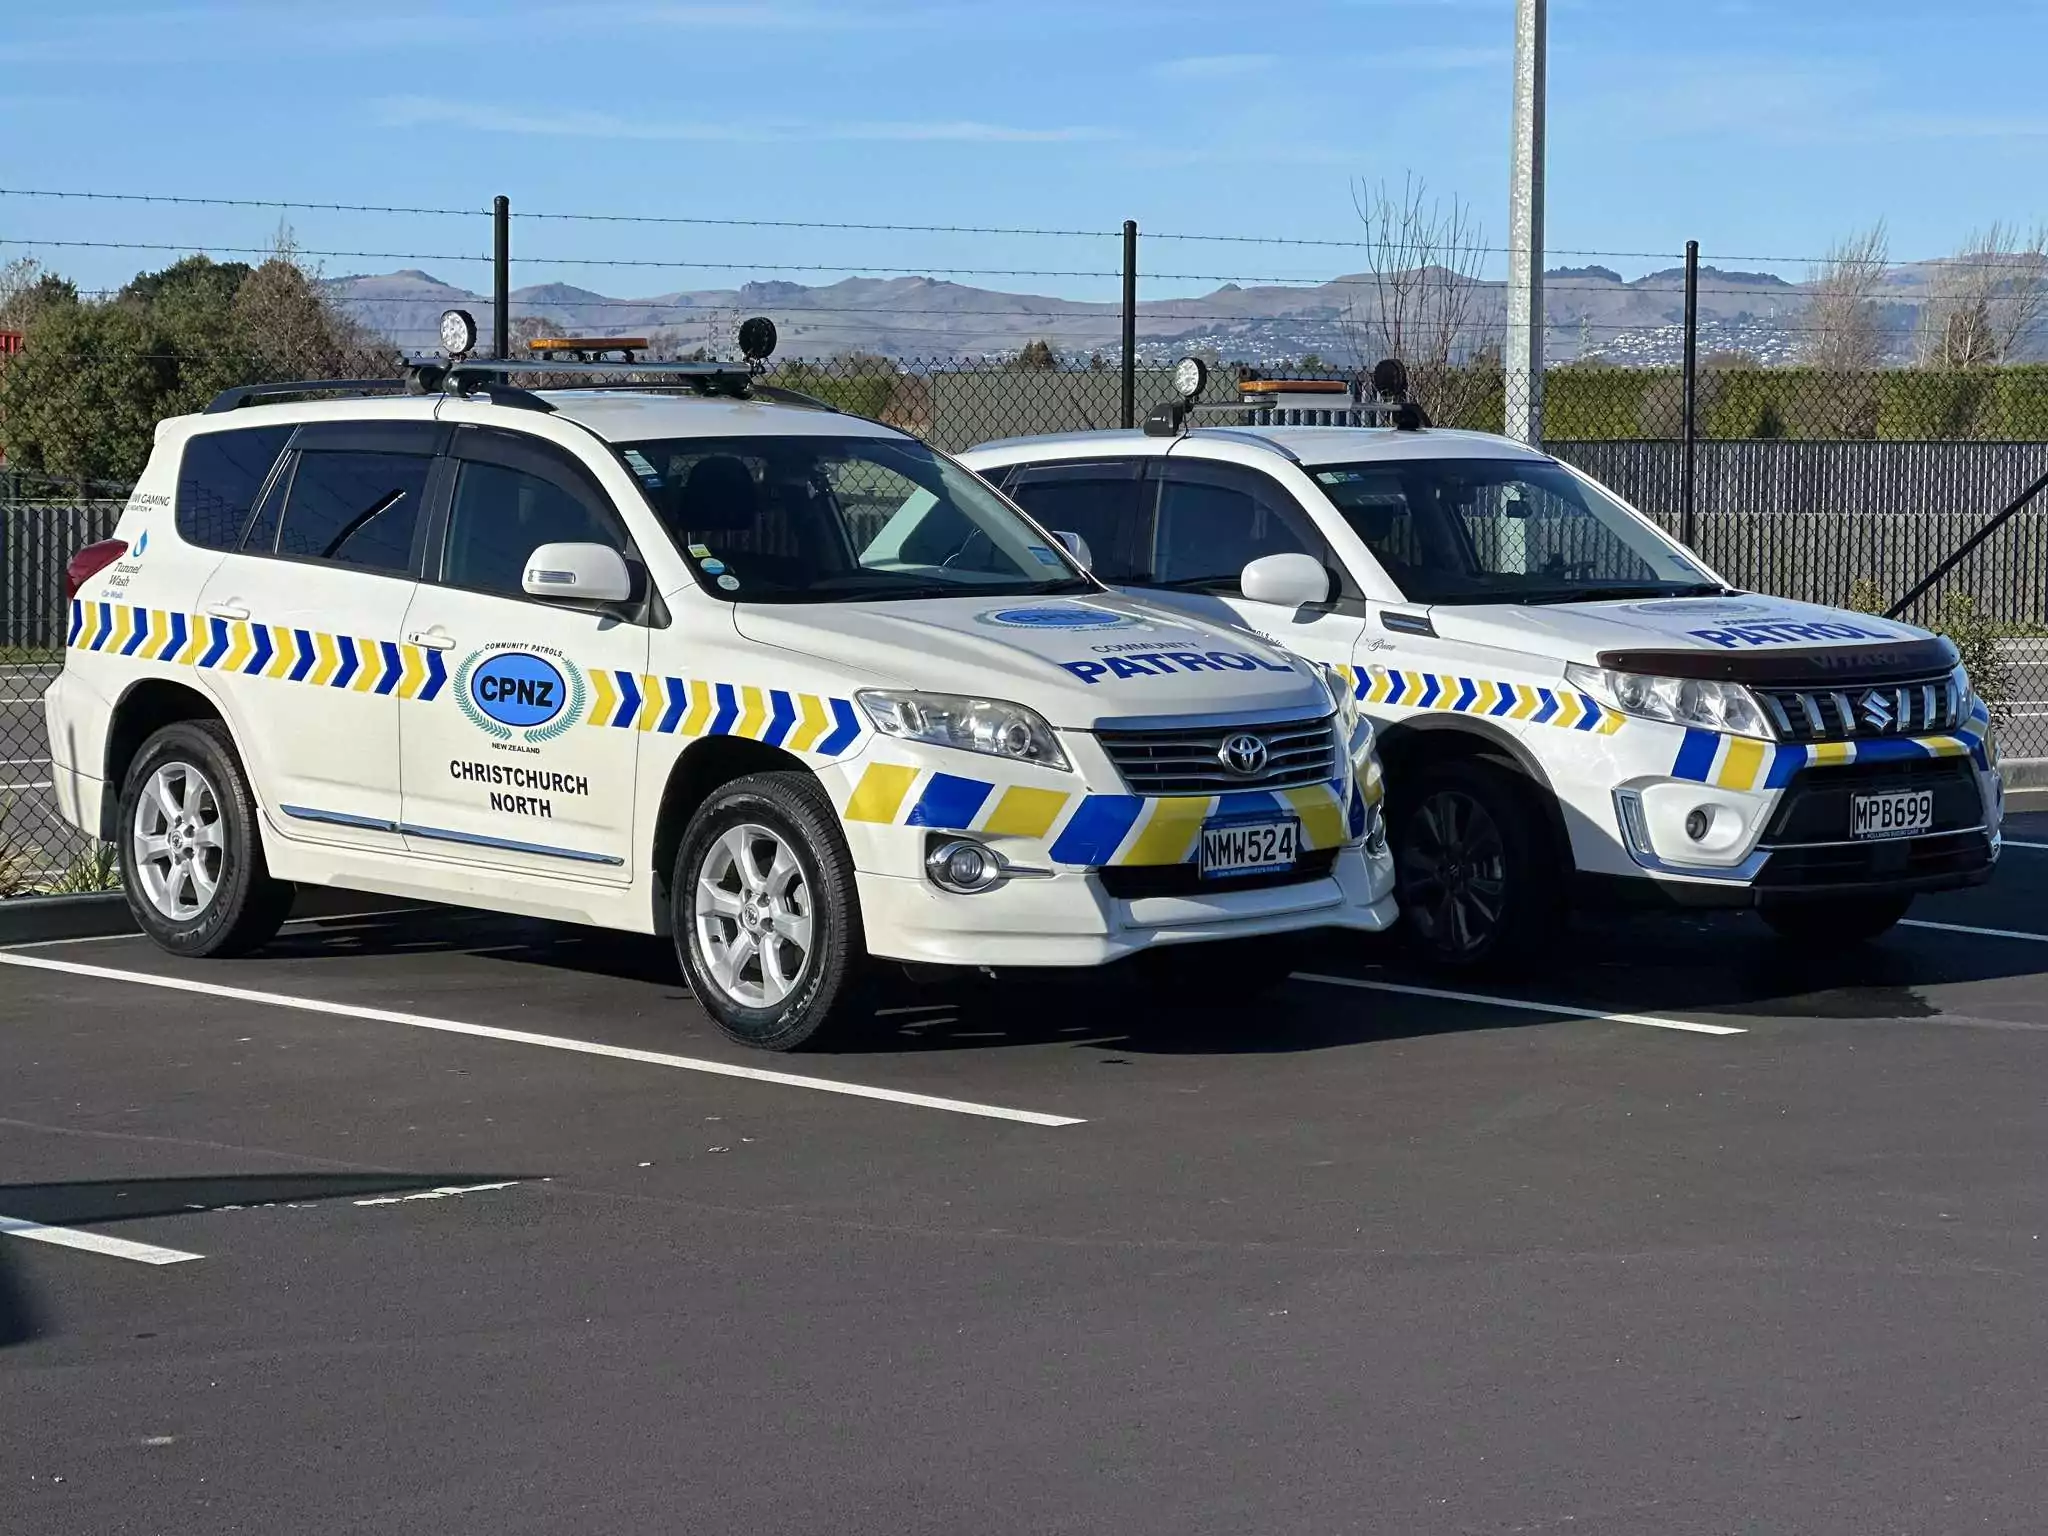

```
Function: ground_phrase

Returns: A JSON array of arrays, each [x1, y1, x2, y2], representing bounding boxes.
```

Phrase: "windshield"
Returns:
[[1310, 458, 1721, 605], [616, 434, 1094, 603]]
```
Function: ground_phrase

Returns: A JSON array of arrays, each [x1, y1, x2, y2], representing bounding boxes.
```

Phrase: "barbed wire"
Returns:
[[5, 187, 2046, 271]]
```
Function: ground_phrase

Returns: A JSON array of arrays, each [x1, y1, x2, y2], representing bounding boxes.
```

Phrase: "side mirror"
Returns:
[[1240, 552, 1331, 609], [1052, 529, 1094, 570], [523, 542, 633, 604]]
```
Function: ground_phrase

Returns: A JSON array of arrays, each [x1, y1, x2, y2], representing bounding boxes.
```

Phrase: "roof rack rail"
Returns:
[[204, 378, 406, 414], [439, 358, 759, 394], [1183, 427, 1304, 463]]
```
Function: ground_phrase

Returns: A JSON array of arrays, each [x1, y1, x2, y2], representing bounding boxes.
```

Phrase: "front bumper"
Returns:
[[856, 841, 1398, 967], [1588, 751, 2002, 908]]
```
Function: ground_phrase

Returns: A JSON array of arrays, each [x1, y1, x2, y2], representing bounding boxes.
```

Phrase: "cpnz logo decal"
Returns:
[[977, 604, 1143, 631], [455, 645, 586, 745]]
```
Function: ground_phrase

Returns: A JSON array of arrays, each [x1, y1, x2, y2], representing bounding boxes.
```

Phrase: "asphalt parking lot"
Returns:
[[5, 815, 2048, 1535]]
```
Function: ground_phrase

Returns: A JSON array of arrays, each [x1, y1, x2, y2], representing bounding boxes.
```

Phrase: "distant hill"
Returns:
[[322, 260, 2032, 367]]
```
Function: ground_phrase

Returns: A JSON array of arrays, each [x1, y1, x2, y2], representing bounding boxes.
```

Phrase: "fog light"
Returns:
[[926, 838, 1006, 894], [1685, 808, 1712, 843], [1364, 803, 1388, 856]]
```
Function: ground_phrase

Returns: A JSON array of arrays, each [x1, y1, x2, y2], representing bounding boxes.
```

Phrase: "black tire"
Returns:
[[671, 771, 868, 1051], [1760, 894, 1912, 944], [1390, 758, 1560, 970], [117, 719, 293, 958]]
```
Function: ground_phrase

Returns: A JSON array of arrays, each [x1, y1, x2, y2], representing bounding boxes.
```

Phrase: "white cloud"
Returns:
[[1153, 54, 1277, 80], [372, 96, 1112, 144]]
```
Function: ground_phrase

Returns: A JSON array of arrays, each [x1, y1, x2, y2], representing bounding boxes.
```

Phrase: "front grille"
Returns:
[[1762, 758, 1980, 846], [1097, 848, 1339, 900], [1096, 715, 1338, 795], [1756, 672, 1961, 744]]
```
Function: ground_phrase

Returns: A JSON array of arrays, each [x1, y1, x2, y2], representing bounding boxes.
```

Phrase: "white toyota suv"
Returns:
[[46, 334, 1395, 1048], [961, 374, 2002, 965]]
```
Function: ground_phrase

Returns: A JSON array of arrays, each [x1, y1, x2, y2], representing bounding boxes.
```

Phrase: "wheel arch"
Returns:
[[649, 735, 819, 934], [99, 678, 231, 841], [1375, 715, 1572, 870]]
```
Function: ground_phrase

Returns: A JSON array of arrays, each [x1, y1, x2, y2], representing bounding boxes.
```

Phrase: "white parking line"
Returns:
[[1295, 973, 1746, 1036], [2002, 840, 2048, 851], [1902, 918, 2048, 945], [0, 952, 1085, 1127], [0, 1212, 202, 1266]]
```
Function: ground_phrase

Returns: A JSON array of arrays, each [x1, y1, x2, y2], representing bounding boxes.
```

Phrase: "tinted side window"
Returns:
[[175, 427, 291, 551], [1153, 474, 1329, 590], [1007, 477, 1149, 581], [270, 450, 429, 574], [443, 460, 624, 598]]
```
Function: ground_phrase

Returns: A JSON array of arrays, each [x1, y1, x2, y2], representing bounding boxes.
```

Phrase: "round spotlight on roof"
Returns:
[[1371, 357, 1410, 398], [440, 308, 478, 359], [738, 316, 779, 362], [1172, 355, 1209, 403]]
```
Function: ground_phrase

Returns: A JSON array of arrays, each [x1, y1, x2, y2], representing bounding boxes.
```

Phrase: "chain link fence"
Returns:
[[4, 346, 2045, 892]]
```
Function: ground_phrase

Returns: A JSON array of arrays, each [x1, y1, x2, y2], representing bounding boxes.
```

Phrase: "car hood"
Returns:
[[731, 591, 1328, 729], [1429, 592, 1933, 665]]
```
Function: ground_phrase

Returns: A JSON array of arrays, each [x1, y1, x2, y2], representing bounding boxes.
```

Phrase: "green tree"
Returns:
[[1012, 339, 1058, 371], [0, 237, 396, 484]]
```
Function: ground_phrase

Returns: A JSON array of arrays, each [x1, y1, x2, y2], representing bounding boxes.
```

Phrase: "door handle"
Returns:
[[406, 630, 457, 651], [205, 603, 249, 621]]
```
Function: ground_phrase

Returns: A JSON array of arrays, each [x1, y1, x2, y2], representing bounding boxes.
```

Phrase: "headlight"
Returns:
[[1564, 662, 1773, 739], [1950, 662, 1975, 712], [857, 690, 1071, 771]]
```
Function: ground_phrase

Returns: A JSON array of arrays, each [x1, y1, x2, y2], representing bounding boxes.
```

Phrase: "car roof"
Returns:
[[963, 424, 1557, 469], [176, 389, 909, 445]]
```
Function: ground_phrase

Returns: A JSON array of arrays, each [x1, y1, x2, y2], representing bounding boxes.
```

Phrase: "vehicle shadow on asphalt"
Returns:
[[257, 903, 2047, 1049], [0, 1172, 533, 1350]]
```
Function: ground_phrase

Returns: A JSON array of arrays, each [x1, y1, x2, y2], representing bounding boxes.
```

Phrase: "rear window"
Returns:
[[259, 449, 430, 575], [175, 426, 291, 551]]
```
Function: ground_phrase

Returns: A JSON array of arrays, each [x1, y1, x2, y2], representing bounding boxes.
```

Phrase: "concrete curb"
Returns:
[[2001, 757, 2048, 791], [0, 892, 136, 945]]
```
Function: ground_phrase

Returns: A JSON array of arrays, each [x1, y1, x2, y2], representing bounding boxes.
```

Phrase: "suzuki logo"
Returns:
[[1858, 689, 1897, 732], [1218, 732, 1269, 778]]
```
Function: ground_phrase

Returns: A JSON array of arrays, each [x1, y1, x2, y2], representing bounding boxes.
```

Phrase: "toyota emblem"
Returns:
[[1218, 732, 1269, 777]]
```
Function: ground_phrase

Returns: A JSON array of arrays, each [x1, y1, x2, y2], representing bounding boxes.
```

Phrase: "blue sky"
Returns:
[[5, 0, 2046, 324]]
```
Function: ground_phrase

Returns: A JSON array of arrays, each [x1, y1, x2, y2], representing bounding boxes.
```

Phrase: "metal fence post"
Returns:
[[1680, 238, 1699, 548], [493, 194, 511, 364], [1120, 220, 1138, 429]]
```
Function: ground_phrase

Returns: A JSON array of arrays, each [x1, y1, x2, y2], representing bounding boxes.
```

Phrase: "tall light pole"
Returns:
[[1505, 0, 1546, 445]]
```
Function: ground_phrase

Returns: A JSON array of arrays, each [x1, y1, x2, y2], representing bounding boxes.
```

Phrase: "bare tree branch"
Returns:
[[1916, 220, 2048, 368], [1802, 221, 1891, 372], [1340, 173, 1502, 426]]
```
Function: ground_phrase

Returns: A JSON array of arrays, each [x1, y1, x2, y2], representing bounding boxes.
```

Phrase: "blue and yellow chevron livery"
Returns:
[[836, 761, 1355, 869], [1344, 664, 1624, 735], [67, 599, 447, 701], [1670, 702, 1995, 791], [587, 669, 864, 757]]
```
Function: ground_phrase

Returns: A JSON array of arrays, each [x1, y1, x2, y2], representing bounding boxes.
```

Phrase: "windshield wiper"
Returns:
[[1541, 582, 1731, 604], [1148, 575, 1240, 593]]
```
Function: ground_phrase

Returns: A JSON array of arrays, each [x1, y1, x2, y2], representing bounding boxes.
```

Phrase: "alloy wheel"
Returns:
[[693, 822, 816, 1008], [1400, 789, 1509, 959], [131, 761, 226, 921]]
